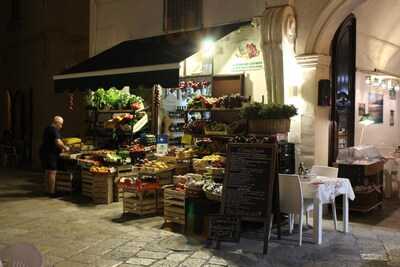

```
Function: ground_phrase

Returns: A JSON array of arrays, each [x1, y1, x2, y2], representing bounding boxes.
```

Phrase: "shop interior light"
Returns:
[[202, 39, 215, 57]]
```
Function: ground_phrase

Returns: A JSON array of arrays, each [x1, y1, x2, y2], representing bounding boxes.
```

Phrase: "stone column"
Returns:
[[296, 55, 331, 167], [260, 4, 296, 104]]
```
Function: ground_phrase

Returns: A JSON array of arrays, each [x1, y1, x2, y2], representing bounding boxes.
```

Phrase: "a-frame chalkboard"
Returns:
[[218, 143, 278, 254]]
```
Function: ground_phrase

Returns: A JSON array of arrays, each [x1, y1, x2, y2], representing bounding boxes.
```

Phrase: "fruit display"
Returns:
[[129, 144, 145, 153], [183, 120, 207, 135], [175, 147, 194, 160], [229, 135, 277, 144], [62, 137, 82, 145], [104, 113, 139, 129], [103, 153, 122, 163], [179, 80, 210, 90], [135, 159, 173, 173], [89, 166, 115, 174], [173, 175, 187, 192], [204, 122, 228, 135], [220, 94, 248, 109], [193, 154, 225, 170], [202, 180, 223, 201], [187, 94, 248, 110], [77, 158, 101, 168]]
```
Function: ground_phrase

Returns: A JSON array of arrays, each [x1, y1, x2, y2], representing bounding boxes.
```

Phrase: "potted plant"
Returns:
[[240, 103, 297, 134]]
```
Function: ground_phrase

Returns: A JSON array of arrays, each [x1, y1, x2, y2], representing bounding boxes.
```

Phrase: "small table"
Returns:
[[301, 176, 355, 244]]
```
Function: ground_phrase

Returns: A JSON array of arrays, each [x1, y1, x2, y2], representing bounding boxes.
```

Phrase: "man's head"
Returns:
[[52, 116, 64, 130]]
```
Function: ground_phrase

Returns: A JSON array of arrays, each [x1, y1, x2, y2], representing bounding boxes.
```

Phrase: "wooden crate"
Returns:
[[81, 170, 93, 198], [164, 185, 186, 225], [114, 166, 136, 202], [123, 190, 158, 215], [81, 170, 114, 204], [56, 171, 73, 193]]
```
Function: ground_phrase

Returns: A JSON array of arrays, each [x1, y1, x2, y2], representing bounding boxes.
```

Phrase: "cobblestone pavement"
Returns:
[[1, 169, 400, 267]]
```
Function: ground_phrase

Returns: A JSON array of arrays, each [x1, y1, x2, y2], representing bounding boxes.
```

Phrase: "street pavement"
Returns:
[[0, 169, 400, 267]]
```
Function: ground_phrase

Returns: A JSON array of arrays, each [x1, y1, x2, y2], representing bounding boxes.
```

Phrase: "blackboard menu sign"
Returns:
[[209, 215, 241, 242], [222, 143, 277, 218]]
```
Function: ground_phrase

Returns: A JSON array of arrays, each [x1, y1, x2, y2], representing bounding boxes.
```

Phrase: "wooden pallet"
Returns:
[[55, 171, 73, 193], [164, 185, 185, 225], [123, 190, 158, 215]]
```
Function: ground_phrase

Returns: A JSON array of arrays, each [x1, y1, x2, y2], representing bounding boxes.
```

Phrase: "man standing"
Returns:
[[40, 116, 69, 196]]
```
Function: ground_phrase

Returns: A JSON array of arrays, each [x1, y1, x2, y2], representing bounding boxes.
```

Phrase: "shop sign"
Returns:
[[230, 40, 263, 73]]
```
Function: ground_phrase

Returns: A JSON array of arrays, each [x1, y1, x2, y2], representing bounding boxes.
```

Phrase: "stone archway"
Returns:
[[295, 0, 366, 166], [305, 0, 366, 55]]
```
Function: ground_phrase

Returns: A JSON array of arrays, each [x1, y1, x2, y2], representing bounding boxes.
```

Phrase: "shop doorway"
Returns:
[[329, 15, 356, 165]]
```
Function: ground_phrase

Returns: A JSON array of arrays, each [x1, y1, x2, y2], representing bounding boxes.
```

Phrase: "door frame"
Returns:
[[329, 14, 357, 165]]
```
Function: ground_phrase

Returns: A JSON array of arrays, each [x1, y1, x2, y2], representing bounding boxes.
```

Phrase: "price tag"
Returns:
[[181, 134, 192, 145]]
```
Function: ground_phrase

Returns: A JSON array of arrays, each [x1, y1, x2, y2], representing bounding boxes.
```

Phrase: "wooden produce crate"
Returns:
[[81, 170, 114, 204], [164, 185, 186, 225], [114, 165, 136, 202], [55, 171, 73, 193], [81, 170, 93, 198], [123, 189, 158, 215]]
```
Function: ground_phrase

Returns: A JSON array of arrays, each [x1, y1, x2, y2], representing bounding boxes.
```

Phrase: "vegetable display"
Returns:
[[86, 88, 144, 110], [187, 94, 248, 110], [240, 103, 297, 120]]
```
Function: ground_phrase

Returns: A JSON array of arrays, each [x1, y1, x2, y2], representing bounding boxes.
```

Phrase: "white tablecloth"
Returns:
[[302, 176, 355, 204]]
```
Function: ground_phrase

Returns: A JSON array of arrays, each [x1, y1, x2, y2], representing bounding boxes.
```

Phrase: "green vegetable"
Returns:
[[241, 103, 297, 120], [85, 88, 144, 110]]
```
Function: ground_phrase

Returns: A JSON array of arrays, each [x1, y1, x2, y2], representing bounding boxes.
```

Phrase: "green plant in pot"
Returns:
[[241, 103, 297, 134]]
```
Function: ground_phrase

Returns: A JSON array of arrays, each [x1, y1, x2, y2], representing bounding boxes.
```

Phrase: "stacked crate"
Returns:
[[123, 189, 158, 215], [164, 185, 186, 225], [81, 170, 114, 204], [55, 171, 74, 193], [114, 166, 136, 202]]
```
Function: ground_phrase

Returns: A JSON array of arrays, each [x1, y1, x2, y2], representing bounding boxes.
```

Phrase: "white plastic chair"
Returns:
[[0, 244, 43, 267], [310, 165, 339, 230], [279, 174, 313, 246]]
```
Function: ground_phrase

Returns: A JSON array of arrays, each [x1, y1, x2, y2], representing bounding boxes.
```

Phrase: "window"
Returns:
[[164, 0, 202, 32]]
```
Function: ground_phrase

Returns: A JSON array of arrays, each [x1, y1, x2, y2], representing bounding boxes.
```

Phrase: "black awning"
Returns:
[[54, 21, 249, 92]]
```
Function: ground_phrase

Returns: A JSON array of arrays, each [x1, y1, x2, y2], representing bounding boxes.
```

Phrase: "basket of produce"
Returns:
[[135, 175, 160, 192], [89, 166, 116, 175], [203, 181, 223, 202], [183, 120, 207, 135], [137, 159, 174, 174], [77, 158, 101, 169], [186, 186, 205, 199], [204, 122, 228, 136], [185, 174, 206, 198]]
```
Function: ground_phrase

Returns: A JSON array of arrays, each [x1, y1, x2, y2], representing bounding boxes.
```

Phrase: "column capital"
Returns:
[[296, 54, 331, 68]]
